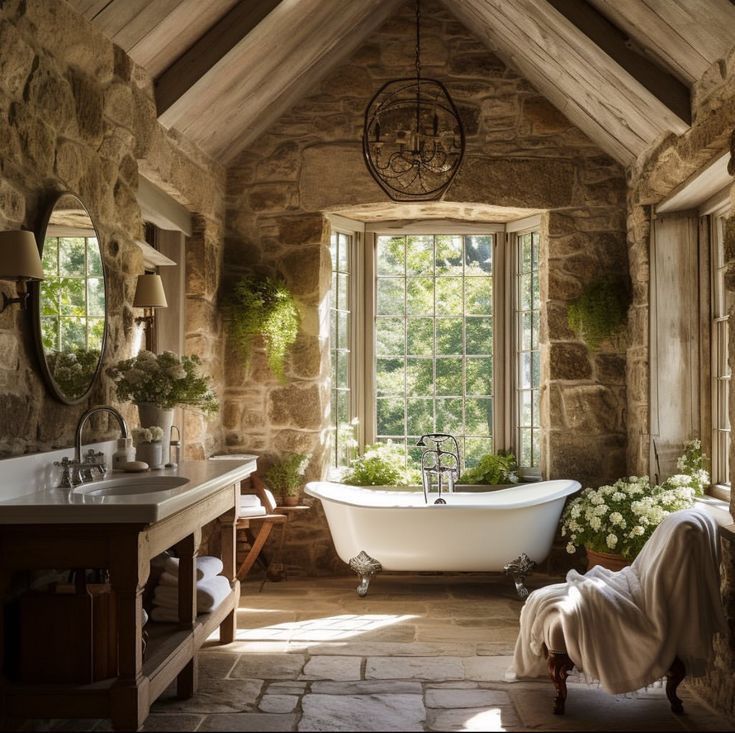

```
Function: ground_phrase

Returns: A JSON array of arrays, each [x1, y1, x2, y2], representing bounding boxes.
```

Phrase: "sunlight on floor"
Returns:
[[463, 708, 506, 731], [207, 612, 418, 643]]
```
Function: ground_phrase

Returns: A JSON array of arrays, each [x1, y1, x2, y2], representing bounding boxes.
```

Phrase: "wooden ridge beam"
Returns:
[[545, 0, 691, 125], [154, 0, 283, 117]]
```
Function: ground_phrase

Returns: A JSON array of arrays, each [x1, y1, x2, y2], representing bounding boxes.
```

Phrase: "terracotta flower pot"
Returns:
[[282, 495, 300, 507], [585, 548, 629, 572]]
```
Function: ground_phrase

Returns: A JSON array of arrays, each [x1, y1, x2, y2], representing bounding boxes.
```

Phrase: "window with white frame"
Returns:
[[329, 220, 543, 475], [711, 212, 732, 492], [374, 233, 495, 468], [515, 230, 541, 471], [329, 230, 354, 468]]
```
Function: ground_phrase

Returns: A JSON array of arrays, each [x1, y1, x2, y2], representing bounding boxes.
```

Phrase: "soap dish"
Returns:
[[123, 460, 149, 472]]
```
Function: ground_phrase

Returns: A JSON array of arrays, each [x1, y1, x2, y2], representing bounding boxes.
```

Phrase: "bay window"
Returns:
[[329, 218, 542, 476]]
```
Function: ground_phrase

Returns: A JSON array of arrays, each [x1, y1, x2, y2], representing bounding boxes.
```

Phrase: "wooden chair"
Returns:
[[235, 474, 287, 580]]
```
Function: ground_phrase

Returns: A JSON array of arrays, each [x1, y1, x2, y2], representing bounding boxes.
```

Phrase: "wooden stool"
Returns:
[[235, 475, 286, 580]]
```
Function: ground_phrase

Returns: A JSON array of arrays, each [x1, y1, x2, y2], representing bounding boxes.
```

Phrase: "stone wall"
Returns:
[[225, 0, 627, 574], [0, 0, 226, 459], [624, 45, 735, 719]]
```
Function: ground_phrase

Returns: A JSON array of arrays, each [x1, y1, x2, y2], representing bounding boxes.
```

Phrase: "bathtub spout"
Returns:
[[349, 550, 383, 597], [504, 553, 536, 599]]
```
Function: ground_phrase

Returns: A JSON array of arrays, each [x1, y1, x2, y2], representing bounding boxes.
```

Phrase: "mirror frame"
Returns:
[[31, 191, 109, 405]]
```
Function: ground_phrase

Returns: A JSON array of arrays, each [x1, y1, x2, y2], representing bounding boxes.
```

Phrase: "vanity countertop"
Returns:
[[0, 457, 257, 524]]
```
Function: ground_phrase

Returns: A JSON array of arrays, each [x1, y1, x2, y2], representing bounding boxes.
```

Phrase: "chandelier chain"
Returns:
[[415, 0, 421, 81]]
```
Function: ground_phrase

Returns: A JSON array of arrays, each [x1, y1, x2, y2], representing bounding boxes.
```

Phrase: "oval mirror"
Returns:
[[32, 193, 107, 404]]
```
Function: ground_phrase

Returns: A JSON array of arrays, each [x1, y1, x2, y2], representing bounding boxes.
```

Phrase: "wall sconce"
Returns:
[[0, 231, 44, 313], [133, 273, 167, 329]]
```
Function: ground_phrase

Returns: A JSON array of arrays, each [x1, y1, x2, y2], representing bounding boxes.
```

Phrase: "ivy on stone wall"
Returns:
[[227, 275, 300, 382], [567, 276, 629, 350]]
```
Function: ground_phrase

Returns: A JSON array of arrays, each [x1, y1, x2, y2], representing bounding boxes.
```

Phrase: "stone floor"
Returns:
[[51, 573, 734, 731]]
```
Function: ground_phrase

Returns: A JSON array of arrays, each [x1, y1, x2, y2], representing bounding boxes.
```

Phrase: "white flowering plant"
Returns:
[[107, 351, 218, 413], [132, 426, 164, 445], [561, 442, 709, 561]]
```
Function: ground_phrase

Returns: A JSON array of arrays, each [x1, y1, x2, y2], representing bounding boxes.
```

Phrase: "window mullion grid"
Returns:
[[403, 235, 408, 466], [432, 235, 437, 442]]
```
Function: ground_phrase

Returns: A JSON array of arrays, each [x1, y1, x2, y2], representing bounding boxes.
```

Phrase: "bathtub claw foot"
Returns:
[[504, 553, 536, 599], [349, 551, 382, 597]]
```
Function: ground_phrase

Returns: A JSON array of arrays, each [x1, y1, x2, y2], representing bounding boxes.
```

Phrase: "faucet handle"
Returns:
[[54, 456, 81, 488]]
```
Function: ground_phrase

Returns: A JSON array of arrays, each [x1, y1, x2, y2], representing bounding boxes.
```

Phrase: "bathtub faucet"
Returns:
[[416, 434, 461, 505]]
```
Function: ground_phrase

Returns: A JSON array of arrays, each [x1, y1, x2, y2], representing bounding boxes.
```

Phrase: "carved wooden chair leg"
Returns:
[[547, 651, 575, 715], [666, 656, 686, 714]]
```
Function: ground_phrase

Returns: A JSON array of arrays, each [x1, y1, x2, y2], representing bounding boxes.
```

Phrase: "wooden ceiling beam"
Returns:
[[154, 0, 283, 117], [546, 0, 691, 125]]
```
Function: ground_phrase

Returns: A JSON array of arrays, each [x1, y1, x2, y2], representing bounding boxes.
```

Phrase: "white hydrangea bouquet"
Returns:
[[107, 350, 218, 413], [132, 426, 164, 445], [561, 440, 708, 561]]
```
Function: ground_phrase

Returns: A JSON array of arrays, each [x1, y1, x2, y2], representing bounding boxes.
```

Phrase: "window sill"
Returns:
[[708, 484, 731, 503], [696, 493, 732, 527]]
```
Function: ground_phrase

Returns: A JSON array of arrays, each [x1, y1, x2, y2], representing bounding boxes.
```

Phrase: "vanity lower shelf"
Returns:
[[3, 583, 240, 719]]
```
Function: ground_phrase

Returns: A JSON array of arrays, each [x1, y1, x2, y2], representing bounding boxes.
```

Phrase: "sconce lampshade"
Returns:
[[0, 231, 44, 281], [133, 273, 167, 308]]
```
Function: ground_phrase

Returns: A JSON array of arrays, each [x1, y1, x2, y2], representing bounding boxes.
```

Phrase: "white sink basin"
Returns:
[[73, 475, 189, 498]]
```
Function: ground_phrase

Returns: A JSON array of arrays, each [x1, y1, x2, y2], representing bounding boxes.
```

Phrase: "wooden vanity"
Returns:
[[0, 458, 256, 731]]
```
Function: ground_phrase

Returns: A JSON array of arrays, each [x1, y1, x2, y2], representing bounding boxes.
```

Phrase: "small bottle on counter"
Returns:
[[166, 425, 181, 468], [112, 436, 135, 471]]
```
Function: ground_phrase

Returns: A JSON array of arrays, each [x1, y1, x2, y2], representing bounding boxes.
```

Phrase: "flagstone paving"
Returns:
[[45, 573, 734, 731]]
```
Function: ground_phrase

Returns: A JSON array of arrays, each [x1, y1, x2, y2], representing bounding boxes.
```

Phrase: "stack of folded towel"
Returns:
[[240, 494, 266, 517], [151, 555, 231, 623]]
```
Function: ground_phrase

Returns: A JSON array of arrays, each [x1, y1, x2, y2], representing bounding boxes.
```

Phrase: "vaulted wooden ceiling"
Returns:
[[68, 0, 735, 166]]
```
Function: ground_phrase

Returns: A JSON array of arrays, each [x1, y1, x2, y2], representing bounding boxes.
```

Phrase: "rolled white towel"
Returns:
[[158, 571, 179, 587], [150, 606, 179, 623], [153, 575, 232, 613], [240, 494, 261, 508], [164, 555, 223, 580]]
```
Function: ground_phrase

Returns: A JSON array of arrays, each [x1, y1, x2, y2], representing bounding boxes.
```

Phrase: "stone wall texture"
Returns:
[[225, 0, 627, 575], [625, 45, 735, 719], [0, 0, 226, 459]]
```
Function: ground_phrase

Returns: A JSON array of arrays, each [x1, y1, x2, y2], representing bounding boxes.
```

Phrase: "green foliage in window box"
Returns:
[[567, 276, 629, 350], [227, 275, 300, 382], [459, 451, 518, 485], [342, 441, 417, 487]]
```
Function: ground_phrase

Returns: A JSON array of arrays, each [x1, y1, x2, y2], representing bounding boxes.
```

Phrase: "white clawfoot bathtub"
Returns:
[[306, 480, 580, 597]]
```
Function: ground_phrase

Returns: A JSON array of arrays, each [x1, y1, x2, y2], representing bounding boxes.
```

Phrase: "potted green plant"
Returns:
[[227, 275, 300, 382], [561, 441, 707, 569], [567, 275, 629, 350], [265, 453, 309, 506]]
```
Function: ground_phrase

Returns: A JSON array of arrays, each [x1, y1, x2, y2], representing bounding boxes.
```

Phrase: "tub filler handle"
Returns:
[[348, 551, 383, 597], [504, 553, 536, 599]]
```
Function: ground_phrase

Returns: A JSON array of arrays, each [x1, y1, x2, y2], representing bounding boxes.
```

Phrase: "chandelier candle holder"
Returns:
[[363, 0, 465, 201]]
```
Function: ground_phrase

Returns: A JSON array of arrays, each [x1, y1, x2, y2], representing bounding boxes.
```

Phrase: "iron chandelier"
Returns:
[[362, 0, 465, 202]]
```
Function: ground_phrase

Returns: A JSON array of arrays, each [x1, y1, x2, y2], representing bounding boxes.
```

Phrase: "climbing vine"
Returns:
[[227, 275, 300, 381], [567, 276, 629, 350]]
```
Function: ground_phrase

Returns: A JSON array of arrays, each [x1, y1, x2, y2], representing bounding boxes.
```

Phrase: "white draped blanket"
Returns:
[[510, 508, 726, 694]]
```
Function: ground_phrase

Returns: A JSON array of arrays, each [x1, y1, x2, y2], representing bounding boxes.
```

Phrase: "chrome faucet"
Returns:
[[56, 405, 130, 487], [416, 433, 461, 505]]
